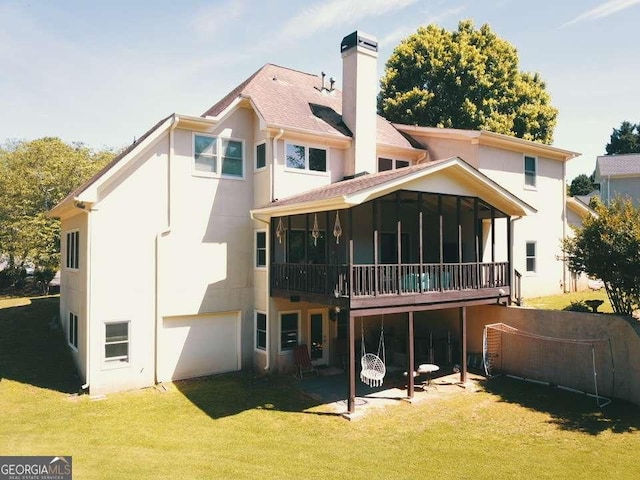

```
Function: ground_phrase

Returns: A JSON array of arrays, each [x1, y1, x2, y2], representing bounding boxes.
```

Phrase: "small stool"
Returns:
[[417, 363, 440, 389]]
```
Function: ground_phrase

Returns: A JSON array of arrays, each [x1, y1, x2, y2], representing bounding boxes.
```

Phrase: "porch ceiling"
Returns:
[[250, 156, 536, 221]]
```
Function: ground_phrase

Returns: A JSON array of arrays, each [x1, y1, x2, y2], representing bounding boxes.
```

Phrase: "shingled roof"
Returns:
[[597, 154, 640, 177], [202, 63, 418, 150]]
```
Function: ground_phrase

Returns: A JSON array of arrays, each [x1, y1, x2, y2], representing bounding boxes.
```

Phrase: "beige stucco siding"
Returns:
[[88, 134, 169, 394], [479, 148, 566, 298], [59, 211, 89, 383]]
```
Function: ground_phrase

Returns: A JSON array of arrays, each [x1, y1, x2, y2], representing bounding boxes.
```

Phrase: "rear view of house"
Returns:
[[50, 31, 581, 406]]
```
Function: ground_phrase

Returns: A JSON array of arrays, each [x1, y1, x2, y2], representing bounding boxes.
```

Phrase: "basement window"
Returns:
[[105, 321, 129, 363]]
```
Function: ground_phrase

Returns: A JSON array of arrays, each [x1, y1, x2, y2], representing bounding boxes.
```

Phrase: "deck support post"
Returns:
[[348, 311, 356, 413], [459, 306, 467, 384], [407, 310, 415, 398]]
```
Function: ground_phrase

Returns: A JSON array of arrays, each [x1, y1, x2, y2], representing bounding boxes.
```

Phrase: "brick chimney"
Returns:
[[341, 31, 378, 177]]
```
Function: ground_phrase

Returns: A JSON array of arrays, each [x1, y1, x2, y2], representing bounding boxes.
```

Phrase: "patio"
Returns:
[[293, 366, 483, 419]]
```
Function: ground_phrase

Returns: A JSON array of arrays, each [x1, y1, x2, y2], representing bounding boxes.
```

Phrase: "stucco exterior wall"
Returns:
[[479, 148, 566, 298], [59, 212, 89, 383], [468, 305, 640, 407], [420, 137, 479, 166], [88, 134, 169, 395]]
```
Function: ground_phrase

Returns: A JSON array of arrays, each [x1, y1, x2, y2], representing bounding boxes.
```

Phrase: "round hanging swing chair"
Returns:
[[360, 317, 386, 388]]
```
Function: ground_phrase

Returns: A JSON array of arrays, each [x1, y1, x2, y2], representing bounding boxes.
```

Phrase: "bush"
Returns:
[[563, 301, 591, 312]]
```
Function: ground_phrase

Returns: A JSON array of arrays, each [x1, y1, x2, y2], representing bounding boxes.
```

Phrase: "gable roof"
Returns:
[[49, 114, 175, 217], [251, 157, 536, 220], [202, 63, 418, 150], [393, 125, 580, 161], [596, 154, 640, 177]]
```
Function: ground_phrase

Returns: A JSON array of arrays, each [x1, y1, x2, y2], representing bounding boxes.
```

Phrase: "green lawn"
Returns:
[[524, 289, 613, 313], [1, 296, 639, 479]]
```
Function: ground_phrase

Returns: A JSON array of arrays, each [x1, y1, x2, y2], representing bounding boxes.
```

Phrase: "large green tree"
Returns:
[[378, 20, 558, 144], [0, 138, 114, 284], [568, 173, 596, 196], [605, 120, 640, 155], [562, 197, 640, 316]]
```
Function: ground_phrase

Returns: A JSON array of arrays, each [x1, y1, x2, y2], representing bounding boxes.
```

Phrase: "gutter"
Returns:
[[154, 114, 180, 385]]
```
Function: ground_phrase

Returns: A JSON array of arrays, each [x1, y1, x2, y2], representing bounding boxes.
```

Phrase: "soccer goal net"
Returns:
[[483, 323, 614, 407]]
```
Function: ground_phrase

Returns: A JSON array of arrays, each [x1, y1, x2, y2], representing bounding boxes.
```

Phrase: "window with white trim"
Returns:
[[255, 142, 266, 170], [526, 241, 536, 273], [105, 321, 129, 363], [279, 311, 299, 352], [65, 231, 79, 269], [285, 143, 327, 172], [255, 311, 267, 351], [255, 230, 267, 268], [68, 312, 78, 350], [378, 157, 411, 172], [524, 155, 537, 188], [194, 134, 244, 178]]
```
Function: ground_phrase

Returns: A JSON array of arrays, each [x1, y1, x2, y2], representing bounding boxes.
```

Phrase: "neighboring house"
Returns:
[[49, 31, 581, 410], [594, 153, 640, 206]]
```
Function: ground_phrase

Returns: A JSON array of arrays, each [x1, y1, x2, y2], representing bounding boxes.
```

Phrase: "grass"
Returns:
[[524, 289, 613, 313], [1, 296, 639, 479]]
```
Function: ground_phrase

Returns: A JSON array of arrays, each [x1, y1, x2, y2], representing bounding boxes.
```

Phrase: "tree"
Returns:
[[562, 197, 640, 315], [605, 121, 640, 155], [568, 173, 595, 196], [0, 138, 114, 288], [378, 20, 558, 144]]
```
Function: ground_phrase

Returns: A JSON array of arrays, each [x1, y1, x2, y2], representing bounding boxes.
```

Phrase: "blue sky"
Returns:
[[1, 0, 639, 180]]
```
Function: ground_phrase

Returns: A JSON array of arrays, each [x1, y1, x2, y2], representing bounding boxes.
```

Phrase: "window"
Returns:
[[285, 143, 327, 173], [279, 311, 299, 352], [526, 242, 536, 273], [105, 321, 129, 363], [65, 231, 79, 269], [255, 311, 267, 351], [255, 230, 267, 268], [194, 134, 244, 178], [378, 157, 411, 172], [524, 155, 536, 187], [68, 312, 78, 350], [255, 142, 266, 170]]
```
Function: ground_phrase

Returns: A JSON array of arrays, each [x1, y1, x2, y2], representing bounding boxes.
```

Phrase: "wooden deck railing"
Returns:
[[272, 261, 510, 298]]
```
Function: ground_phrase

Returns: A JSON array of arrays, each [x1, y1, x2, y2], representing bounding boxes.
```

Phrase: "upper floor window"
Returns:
[[255, 230, 267, 268], [524, 155, 536, 188], [194, 134, 244, 179], [65, 231, 79, 270], [285, 143, 327, 173], [378, 157, 411, 172], [255, 142, 266, 170]]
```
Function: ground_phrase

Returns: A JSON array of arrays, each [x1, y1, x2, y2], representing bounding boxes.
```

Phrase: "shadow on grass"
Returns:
[[173, 371, 340, 420], [480, 375, 640, 435], [0, 296, 81, 394]]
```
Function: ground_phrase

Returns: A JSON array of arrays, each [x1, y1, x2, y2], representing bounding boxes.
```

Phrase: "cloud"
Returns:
[[562, 0, 640, 27], [379, 6, 466, 48], [279, 0, 418, 41], [190, 0, 248, 39]]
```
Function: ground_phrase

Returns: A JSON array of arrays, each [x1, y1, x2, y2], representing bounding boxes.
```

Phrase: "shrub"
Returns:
[[563, 301, 591, 312]]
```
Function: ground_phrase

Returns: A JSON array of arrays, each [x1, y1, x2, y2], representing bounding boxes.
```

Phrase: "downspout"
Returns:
[[154, 114, 180, 384], [271, 129, 284, 202], [82, 206, 92, 391], [562, 161, 568, 293]]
